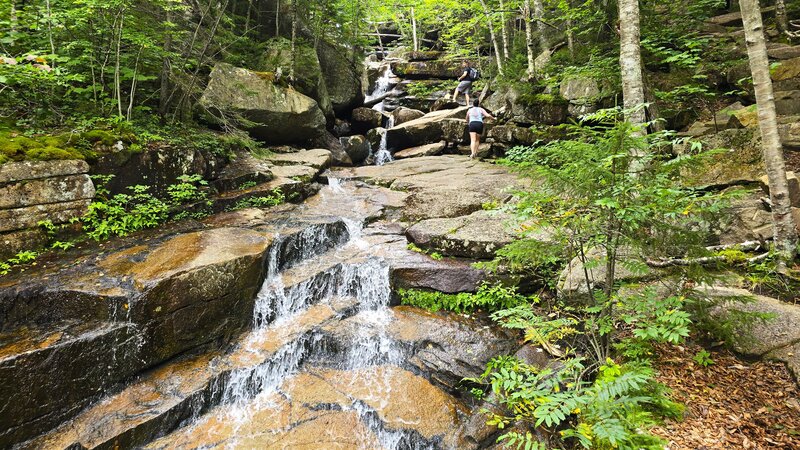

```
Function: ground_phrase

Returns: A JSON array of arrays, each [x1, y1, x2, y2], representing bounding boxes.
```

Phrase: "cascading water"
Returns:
[[366, 65, 394, 112], [166, 179, 433, 449], [375, 115, 395, 166]]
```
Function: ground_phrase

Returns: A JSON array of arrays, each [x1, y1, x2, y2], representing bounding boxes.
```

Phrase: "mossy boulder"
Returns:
[[316, 40, 365, 115], [677, 128, 765, 188], [198, 63, 326, 144], [259, 39, 333, 121], [390, 60, 463, 80], [485, 85, 568, 126]]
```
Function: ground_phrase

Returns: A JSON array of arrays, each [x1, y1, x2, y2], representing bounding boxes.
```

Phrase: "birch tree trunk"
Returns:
[[523, 0, 536, 78], [499, 0, 510, 60], [741, 0, 798, 265], [775, 0, 789, 36], [618, 0, 646, 135], [533, 0, 547, 51], [479, 0, 504, 75], [411, 7, 419, 52], [159, 7, 173, 119]]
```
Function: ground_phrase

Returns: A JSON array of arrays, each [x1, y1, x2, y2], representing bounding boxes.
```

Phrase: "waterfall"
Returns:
[[366, 65, 393, 112], [375, 115, 394, 166]]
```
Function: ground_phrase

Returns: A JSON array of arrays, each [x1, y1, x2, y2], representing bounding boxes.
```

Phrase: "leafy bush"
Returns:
[[230, 188, 286, 210], [399, 284, 529, 314]]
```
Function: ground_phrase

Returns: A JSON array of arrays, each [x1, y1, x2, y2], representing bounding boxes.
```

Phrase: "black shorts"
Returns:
[[468, 121, 484, 134]]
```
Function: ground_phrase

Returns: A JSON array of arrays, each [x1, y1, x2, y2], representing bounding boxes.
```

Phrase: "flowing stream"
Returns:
[[146, 179, 436, 449]]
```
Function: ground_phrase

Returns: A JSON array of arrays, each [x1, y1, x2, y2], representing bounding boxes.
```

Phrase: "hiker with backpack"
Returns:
[[466, 99, 495, 159], [452, 61, 479, 105]]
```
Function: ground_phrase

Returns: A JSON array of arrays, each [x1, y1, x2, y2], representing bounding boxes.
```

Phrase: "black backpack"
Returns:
[[468, 67, 480, 81]]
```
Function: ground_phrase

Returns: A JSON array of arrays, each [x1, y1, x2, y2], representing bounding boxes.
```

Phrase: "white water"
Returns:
[[207, 180, 424, 448], [366, 65, 394, 112], [375, 115, 395, 166]]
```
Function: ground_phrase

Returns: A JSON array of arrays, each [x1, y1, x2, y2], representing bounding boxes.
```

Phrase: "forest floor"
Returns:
[[651, 342, 800, 449]]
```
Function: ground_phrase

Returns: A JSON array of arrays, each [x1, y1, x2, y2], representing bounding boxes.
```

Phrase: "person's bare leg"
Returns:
[[452, 87, 459, 102], [474, 134, 480, 157], [469, 132, 478, 157], [465, 93, 470, 105]]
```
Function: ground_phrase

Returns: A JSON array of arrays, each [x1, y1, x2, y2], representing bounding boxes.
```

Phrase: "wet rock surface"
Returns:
[[1, 164, 522, 448]]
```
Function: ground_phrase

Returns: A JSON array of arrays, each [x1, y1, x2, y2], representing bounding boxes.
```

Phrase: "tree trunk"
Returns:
[[741, 0, 798, 265], [499, 0, 510, 60], [45, 0, 56, 61], [523, 0, 536, 78], [533, 0, 547, 51], [479, 0, 504, 75], [775, 0, 789, 36], [290, 0, 297, 81], [618, 0, 646, 135], [159, 7, 173, 119], [411, 7, 419, 52]]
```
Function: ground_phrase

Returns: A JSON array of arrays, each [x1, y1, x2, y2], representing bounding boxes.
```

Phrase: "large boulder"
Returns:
[[394, 142, 445, 159], [391, 106, 425, 125], [441, 118, 469, 145], [384, 107, 468, 150], [339, 135, 371, 164], [676, 128, 765, 188], [559, 76, 614, 117], [350, 107, 384, 134], [406, 210, 521, 259], [198, 63, 326, 144], [390, 60, 463, 79], [487, 124, 537, 146], [316, 40, 365, 115], [485, 86, 568, 126], [775, 90, 800, 116], [305, 131, 353, 166], [260, 40, 333, 120]]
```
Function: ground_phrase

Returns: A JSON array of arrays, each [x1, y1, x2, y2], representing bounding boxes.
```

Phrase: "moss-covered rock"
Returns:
[[677, 128, 765, 188], [316, 39, 365, 115], [198, 63, 326, 144]]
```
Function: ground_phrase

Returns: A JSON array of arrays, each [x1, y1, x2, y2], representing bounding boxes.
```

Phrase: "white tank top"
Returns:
[[468, 107, 483, 123]]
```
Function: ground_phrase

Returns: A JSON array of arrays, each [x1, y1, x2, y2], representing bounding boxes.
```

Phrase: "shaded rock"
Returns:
[[391, 106, 425, 125], [773, 57, 800, 83], [394, 142, 445, 159], [779, 117, 800, 150], [0, 174, 94, 210], [0, 160, 89, 183], [261, 41, 333, 119], [717, 188, 773, 245], [486, 86, 568, 126], [0, 199, 91, 233], [351, 107, 384, 134], [366, 127, 385, 151], [0, 229, 48, 259], [703, 286, 800, 357], [559, 247, 658, 300], [333, 118, 351, 136], [211, 151, 274, 193], [441, 118, 469, 145], [775, 90, 800, 116], [198, 63, 325, 144], [403, 50, 445, 61], [677, 128, 764, 188], [406, 210, 520, 259], [339, 135, 371, 164], [455, 143, 492, 159], [305, 131, 353, 166], [317, 40, 365, 115], [759, 171, 800, 207], [487, 124, 537, 146], [390, 60, 463, 79], [265, 148, 332, 169], [384, 107, 469, 150], [768, 45, 800, 60], [431, 98, 461, 111], [94, 144, 227, 197], [0, 322, 142, 447]]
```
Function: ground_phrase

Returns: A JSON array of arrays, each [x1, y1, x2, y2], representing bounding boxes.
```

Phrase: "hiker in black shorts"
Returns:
[[466, 99, 495, 158], [452, 61, 476, 105]]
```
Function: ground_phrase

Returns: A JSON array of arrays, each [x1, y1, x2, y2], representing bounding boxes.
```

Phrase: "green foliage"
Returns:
[[399, 283, 529, 314], [82, 184, 171, 241], [230, 189, 286, 210], [405, 80, 457, 98], [693, 349, 714, 367], [0, 250, 39, 275], [166, 174, 208, 204], [470, 357, 682, 450]]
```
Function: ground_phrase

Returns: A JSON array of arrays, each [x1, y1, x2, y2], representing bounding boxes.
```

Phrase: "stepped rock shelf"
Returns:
[[0, 156, 532, 449]]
